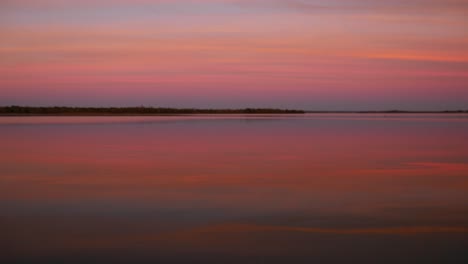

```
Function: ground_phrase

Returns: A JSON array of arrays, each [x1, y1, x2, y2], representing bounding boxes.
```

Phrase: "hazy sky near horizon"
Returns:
[[1, 0, 467, 110]]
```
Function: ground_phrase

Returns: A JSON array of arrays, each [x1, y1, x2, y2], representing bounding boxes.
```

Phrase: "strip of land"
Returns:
[[0, 106, 467, 116], [0, 106, 305, 115]]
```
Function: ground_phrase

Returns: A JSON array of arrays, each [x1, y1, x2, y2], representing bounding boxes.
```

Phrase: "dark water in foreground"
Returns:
[[1, 114, 468, 263]]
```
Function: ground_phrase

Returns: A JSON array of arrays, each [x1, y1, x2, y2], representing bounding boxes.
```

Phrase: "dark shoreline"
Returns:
[[1, 112, 467, 117], [0, 106, 305, 115], [0, 106, 467, 116]]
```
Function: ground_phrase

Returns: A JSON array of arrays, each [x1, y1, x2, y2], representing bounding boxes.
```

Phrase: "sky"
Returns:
[[1, 0, 467, 110]]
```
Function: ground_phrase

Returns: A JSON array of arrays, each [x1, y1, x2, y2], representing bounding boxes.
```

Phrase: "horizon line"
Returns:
[[0, 106, 467, 114]]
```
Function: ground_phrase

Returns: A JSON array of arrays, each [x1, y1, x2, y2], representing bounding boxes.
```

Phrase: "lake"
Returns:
[[1, 114, 468, 263]]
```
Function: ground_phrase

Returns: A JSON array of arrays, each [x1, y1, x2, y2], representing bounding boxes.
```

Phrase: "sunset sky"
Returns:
[[1, 0, 467, 110]]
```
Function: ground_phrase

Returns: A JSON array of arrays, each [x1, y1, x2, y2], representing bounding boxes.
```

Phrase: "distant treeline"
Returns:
[[0, 106, 305, 115]]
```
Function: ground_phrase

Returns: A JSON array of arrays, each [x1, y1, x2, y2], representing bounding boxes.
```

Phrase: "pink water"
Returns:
[[1, 114, 468, 263]]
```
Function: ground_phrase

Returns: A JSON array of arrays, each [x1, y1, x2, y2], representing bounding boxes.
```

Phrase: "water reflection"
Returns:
[[1, 115, 468, 263]]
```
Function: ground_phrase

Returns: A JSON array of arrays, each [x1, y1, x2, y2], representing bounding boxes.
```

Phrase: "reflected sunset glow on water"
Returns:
[[1, 114, 468, 263]]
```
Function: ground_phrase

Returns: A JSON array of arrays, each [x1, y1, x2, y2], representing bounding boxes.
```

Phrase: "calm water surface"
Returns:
[[1, 114, 468, 263]]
